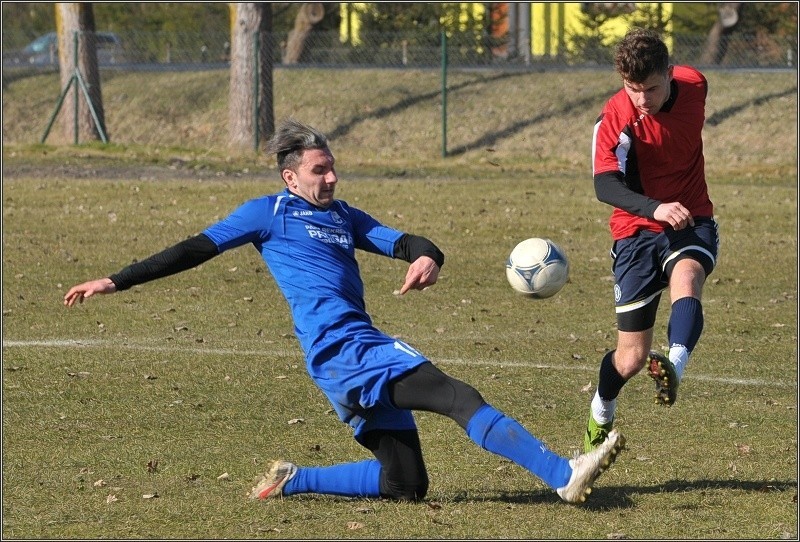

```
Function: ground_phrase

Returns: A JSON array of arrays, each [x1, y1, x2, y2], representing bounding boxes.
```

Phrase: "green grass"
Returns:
[[2, 173, 797, 539], [2, 68, 797, 183], [2, 66, 797, 538]]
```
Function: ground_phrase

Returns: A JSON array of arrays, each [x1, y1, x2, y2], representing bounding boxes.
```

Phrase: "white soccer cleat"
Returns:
[[248, 460, 298, 500], [557, 428, 626, 504]]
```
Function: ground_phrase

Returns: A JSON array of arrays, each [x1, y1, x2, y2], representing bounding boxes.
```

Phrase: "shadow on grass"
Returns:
[[325, 71, 616, 158], [449, 478, 798, 510], [706, 86, 797, 127], [444, 90, 612, 157], [327, 69, 795, 157], [1, 65, 58, 90], [439, 84, 798, 156], [327, 70, 530, 141], [325, 69, 616, 158]]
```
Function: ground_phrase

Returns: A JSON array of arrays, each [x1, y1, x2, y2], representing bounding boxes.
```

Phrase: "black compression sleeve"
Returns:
[[109, 233, 219, 291], [594, 172, 661, 218], [393, 234, 444, 268]]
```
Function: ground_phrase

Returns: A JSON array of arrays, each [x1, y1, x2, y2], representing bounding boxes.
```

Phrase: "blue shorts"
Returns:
[[611, 217, 719, 331], [309, 330, 429, 441]]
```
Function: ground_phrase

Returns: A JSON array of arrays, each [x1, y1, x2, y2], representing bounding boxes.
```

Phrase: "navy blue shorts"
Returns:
[[611, 217, 719, 332]]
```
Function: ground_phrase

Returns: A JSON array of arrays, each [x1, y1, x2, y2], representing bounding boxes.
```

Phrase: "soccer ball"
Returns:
[[505, 237, 570, 298]]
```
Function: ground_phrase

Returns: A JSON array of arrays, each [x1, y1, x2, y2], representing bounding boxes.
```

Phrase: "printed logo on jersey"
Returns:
[[292, 210, 313, 217], [305, 224, 352, 248], [330, 210, 345, 225]]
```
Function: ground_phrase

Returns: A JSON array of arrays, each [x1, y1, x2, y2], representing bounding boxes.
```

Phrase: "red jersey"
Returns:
[[592, 65, 714, 240]]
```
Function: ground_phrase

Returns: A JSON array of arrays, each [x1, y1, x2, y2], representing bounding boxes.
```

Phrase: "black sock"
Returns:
[[597, 350, 627, 401]]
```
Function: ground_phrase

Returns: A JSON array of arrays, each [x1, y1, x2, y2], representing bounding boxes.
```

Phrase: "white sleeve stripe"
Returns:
[[615, 131, 631, 175], [593, 118, 630, 176]]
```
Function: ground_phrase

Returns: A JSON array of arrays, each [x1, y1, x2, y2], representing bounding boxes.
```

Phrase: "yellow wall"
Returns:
[[340, 3, 673, 54], [340, 3, 365, 45], [532, 3, 673, 57]]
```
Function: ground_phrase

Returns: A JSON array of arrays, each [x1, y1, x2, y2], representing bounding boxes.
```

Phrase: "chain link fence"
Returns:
[[2, 29, 798, 71], [3, 28, 796, 157]]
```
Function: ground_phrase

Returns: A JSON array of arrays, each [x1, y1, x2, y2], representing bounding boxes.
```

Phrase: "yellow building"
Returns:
[[340, 3, 674, 56], [530, 3, 673, 57]]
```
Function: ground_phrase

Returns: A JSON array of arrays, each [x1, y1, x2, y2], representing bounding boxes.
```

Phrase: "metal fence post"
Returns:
[[73, 31, 79, 144], [253, 31, 260, 152], [441, 30, 447, 158], [41, 30, 109, 145]]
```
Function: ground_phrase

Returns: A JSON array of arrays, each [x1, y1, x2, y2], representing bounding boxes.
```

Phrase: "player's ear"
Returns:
[[282, 168, 296, 188]]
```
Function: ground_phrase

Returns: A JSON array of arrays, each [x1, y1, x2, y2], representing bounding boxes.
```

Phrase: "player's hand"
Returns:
[[395, 256, 439, 295], [63, 277, 117, 307], [654, 202, 695, 230]]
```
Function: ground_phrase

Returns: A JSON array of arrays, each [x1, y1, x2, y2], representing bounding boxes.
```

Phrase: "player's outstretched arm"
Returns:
[[63, 233, 220, 308], [64, 278, 117, 307]]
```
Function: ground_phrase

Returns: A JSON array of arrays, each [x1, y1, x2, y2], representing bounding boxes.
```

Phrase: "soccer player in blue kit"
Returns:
[[64, 118, 624, 504]]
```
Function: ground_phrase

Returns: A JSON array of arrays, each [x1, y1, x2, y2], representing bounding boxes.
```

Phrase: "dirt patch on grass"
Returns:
[[2, 161, 267, 182]]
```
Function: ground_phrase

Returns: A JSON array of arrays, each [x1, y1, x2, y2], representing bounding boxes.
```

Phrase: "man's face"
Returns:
[[623, 65, 674, 116], [282, 147, 337, 208]]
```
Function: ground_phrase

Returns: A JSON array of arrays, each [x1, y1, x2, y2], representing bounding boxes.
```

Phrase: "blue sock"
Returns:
[[668, 297, 704, 352], [283, 459, 381, 497], [466, 403, 571, 490]]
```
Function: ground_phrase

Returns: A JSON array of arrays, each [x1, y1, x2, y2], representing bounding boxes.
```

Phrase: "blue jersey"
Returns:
[[203, 188, 428, 435]]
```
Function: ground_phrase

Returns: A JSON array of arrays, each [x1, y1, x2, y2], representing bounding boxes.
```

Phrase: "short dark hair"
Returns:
[[614, 28, 670, 83], [266, 118, 329, 172]]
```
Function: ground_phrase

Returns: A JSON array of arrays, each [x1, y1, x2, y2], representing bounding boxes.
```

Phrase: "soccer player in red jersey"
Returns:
[[584, 28, 720, 451]]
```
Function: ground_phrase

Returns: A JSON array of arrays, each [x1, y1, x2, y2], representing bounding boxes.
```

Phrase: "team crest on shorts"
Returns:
[[614, 284, 622, 303]]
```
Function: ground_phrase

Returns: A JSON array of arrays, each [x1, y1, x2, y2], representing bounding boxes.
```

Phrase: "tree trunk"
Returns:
[[700, 2, 741, 65], [283, 3, 324, 64], [228, 3, 274, 150], [56, 2, 106, 143]]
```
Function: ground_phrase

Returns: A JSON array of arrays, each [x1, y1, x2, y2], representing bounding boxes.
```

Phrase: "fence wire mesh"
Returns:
[[2, 29, 796, 154], [2, 29, 798, 71]]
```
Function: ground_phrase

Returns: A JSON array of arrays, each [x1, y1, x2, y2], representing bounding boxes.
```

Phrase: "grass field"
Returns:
[[2, 67, 798, 539]]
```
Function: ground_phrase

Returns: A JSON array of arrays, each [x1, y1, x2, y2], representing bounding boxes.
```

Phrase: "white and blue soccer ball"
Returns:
[[505, 237, 569, 298]]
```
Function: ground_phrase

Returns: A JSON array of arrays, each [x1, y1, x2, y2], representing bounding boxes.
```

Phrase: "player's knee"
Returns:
[[382, 474, 429, 501], [449, 380, 486, 427], [614, 349, 649, 378]]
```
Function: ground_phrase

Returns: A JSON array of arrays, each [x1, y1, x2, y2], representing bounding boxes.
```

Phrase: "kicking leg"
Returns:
[[391, 362, 572, 491]]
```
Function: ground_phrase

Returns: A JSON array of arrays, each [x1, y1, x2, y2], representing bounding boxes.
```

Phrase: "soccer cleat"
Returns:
[[647, 352, 679, 406], [557, 428, 626, 504], [248, 460, 298, 500], [584, 412, 614, 453]]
